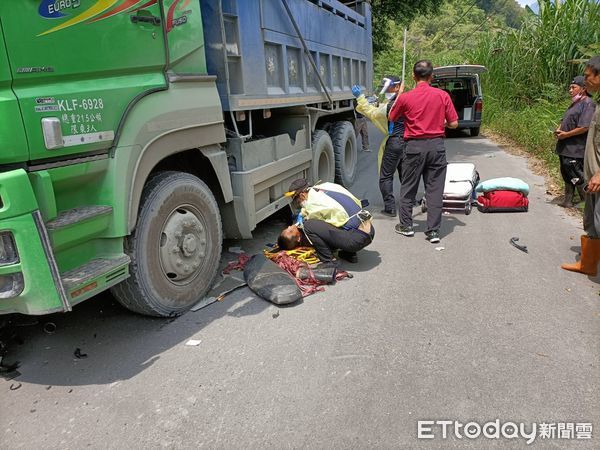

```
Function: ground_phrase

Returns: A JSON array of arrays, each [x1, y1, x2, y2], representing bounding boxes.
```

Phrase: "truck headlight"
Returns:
[[0, 273, 24, 299], [0, 232, 18, 265]]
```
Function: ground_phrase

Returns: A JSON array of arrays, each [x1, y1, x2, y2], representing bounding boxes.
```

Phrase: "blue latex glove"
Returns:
[[351, 85, 362, 98], [294, 213, 304, 226]]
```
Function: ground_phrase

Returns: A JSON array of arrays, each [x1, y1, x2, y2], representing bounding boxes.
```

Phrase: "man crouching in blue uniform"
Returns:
[[277, 179, 375, 265]]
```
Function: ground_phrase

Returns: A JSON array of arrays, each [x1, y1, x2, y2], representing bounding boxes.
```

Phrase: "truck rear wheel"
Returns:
[[330, 121, 357, 187], [311, 129, 335, 183], [112, 171, 222, 317]]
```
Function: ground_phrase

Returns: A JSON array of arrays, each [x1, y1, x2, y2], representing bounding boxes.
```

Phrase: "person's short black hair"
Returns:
[[413, 60, 434, 80], [277, 230, 297, 250], [586, 56, 600, 76]]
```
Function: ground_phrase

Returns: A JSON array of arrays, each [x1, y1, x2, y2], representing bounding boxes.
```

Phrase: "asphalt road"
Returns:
[[2, 127, 599, 449]]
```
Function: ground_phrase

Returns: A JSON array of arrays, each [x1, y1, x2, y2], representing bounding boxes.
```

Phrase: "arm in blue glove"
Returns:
[[293, 212, 304, 226], [351, 85, 362, 98]]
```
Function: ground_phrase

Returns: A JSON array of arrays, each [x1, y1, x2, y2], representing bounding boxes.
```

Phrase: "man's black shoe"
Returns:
[[395, 224, 414, 236], [425, 230, 441, 243], [338, 250, 358, 263], [380, 209, 396, 217]]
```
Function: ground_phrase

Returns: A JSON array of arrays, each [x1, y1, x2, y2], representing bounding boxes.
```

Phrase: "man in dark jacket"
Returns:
[[555, 75, 596, 207]]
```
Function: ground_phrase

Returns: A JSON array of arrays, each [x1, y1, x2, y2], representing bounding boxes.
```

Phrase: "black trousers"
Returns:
[[379, 136, 406, 212], [303, 219, 375, 262], [399, 138, 448, 233], [559, 155, 584, 185]]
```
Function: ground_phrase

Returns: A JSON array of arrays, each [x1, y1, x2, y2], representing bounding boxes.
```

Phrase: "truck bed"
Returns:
[[200, 0, 372, 111]]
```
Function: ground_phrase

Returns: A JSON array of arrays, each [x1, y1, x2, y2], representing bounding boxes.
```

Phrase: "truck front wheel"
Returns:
[[330, 121, 357, 187], [112, 171, 222, 317]]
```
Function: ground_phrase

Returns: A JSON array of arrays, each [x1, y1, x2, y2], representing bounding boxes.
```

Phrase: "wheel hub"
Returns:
[[159, 207, 207, 284]]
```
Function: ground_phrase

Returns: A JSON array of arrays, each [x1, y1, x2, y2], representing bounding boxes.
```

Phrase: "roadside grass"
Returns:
[[482, 95, 567, 191]]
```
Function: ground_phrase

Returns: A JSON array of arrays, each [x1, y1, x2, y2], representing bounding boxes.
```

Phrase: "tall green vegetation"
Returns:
[[471, 0, 600, 103], [469, 0, 600, 180], [373, 0, 520, 85], [370, 0, 444, 54]]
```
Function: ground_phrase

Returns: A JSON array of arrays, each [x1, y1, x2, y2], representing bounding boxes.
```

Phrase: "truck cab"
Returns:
[[0, 0, 371, 317], [432, 65, 487, 137]]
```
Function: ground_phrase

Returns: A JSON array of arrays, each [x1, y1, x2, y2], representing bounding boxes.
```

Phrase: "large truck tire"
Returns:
[[311, 130, 335, 183], [330, 121, 358, 187], [112, 171, 222, 317]]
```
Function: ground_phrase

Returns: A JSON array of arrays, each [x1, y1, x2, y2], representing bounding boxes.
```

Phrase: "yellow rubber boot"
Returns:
[[561, 235, 600, 276]]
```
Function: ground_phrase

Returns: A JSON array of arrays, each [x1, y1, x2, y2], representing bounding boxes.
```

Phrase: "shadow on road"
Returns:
[[411, 214, 467, 239], [2, 284, 272, 387], [339, 249, 381, 273]]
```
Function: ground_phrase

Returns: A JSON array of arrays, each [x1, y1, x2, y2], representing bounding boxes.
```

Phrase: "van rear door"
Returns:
[[433, 65, 487, 128], [433, 65, 487, 78]]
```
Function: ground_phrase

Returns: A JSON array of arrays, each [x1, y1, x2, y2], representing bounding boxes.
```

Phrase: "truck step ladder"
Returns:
[[46, 205, 114, 253], [61, 255, 131, 305], [46, 205, 113, 230]]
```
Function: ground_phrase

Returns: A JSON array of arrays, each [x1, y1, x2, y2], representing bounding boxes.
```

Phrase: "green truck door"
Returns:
[[0, 1, 167, 162], [0, 19, 28, 165]]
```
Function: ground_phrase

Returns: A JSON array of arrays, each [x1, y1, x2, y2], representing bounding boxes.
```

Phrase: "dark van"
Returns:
[[432, 65, 487, 137]]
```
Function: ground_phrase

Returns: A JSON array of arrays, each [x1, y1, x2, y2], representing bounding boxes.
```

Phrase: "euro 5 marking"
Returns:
[[39, 0, 82, 19]]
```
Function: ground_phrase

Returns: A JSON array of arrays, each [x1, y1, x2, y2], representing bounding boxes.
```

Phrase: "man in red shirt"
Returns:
[[389, 60, 459, 243]]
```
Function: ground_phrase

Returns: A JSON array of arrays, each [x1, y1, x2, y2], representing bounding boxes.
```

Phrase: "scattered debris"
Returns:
[[15, 319, 38, 327], [43, 322, 57, 335], [228, 246, 244, 254], [9, 382, 22, 391], [68, 389, 73, 393], [46, 385, 52, 390], [185, 339, 202, 346], [536, 353, 550, 358], [272, 310, 280, 319], [223, 254, 251, 274], [435, 246, 445, 251], [191, 282, 248, 311], [485, 153, 495, 158], [191, 297, 217, 312], [509, 236, 528, 253], [73, 348, 88, 359], [565, 288, 571, 293]]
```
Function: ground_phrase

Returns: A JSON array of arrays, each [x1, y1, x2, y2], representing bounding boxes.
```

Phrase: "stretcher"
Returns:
[[421, 162, 479, 215]]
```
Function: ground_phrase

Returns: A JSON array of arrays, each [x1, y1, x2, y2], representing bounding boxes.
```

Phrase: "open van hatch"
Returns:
[[432, 65, 487, 137]]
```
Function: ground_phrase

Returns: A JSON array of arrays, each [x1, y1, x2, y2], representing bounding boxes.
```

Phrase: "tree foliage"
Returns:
[[372, 0, 505, 85], [475, 0, 525, 28], [370, 0, 444, 53], [470, 0, 600, 103]]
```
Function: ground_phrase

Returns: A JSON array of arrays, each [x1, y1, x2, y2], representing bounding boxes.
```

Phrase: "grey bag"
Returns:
[[244, 254, 302, 305]]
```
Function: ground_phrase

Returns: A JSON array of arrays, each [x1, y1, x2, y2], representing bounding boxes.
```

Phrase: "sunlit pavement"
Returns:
[[2, 125, 598, 449]]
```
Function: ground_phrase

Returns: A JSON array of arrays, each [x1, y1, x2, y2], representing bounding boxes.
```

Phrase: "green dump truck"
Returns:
[[0, 0, 372, 316]]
